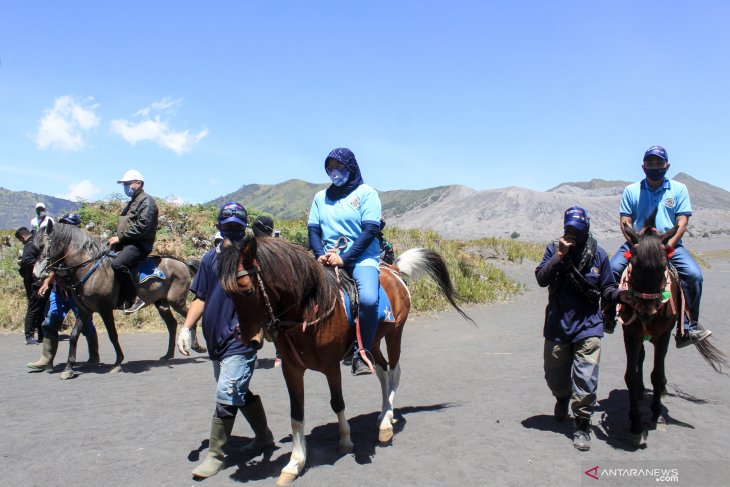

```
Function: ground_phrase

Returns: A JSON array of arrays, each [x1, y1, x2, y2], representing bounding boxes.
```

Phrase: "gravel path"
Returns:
[[2, 249, 729, 486]]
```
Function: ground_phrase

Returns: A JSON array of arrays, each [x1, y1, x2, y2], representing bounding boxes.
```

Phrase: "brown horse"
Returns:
[[619, 215, 727, 446], [218, 235, 474, 485]]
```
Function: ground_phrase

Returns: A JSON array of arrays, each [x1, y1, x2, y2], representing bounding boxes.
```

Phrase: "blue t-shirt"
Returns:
[[620, 178, 692, 239], [191, 247, 252, 361], [307, 184, 382, 268]]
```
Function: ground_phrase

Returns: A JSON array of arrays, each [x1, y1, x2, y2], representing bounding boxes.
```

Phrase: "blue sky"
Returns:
[[2, 1, 729, 204]]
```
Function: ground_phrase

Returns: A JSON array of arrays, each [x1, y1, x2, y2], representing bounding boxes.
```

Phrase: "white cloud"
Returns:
[[111, 98, 208, 155], [34, 95, 100, 151], [57, 179, 102, 201]]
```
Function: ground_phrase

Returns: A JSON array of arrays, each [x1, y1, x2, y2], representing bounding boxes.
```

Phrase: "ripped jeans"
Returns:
[[212, 350, 257, 407]]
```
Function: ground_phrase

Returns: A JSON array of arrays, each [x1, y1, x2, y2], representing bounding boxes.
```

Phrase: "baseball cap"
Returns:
[[564, 206, 590, 232], [643, 146, 668, 162], [252, 215, 274, 237], [218, 202, 248, 227], [35, 202, 46, 209]]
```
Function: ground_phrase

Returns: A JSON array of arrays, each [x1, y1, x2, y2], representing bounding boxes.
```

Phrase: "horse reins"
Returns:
[[241, 260, 336, 370]]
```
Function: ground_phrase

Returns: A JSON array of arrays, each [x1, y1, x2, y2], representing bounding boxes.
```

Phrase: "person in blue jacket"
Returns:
[[307, 148, 382, 376], [536, 207, 628, 451]]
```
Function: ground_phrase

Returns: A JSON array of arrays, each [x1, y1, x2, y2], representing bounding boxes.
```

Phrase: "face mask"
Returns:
[[220, 230, 245, 242], [124, 185, 136, 197], [328, 167, 350, 187], [643, 167, 668, 182], [37, 211, 47, 218]]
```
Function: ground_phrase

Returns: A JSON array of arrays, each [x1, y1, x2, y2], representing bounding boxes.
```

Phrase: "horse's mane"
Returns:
[[219, 237, 340, 324], [49, 223, 107, 261], [630, 210, 667, 293]]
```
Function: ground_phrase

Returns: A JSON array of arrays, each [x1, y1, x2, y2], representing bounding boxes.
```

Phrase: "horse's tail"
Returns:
[[395, 248, 476, 325], [695, 333, 729, 375]]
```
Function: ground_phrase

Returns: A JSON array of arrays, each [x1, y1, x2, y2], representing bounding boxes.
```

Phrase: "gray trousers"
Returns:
[[543, 336, 601, 420]]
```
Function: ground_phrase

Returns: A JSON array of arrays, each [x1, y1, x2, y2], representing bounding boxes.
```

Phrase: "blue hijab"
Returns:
[[325, 148, 364, 200]]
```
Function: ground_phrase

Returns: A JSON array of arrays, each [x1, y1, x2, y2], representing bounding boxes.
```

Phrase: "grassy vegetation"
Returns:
[[0, 202, 542, 333]]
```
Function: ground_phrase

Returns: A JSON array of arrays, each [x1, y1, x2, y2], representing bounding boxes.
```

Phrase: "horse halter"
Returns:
[[623, 246, 672, 304]]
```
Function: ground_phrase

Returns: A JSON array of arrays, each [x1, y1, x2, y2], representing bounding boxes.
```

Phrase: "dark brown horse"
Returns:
[[33, 220, 206, 379], [218, 235, 474, 485], [619, 215, 727, 446]]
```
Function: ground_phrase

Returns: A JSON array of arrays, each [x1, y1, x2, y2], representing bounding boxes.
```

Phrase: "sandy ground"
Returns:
[[2, 245, 730, 487]]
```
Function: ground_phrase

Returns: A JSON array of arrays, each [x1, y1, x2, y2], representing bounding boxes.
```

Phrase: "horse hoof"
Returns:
[[86, 357, 101, 366], [159, 354, 173, 361], [378, 428, 394, 444], [111, 365, 123, 374], [276, 473, 298, 486], [192, 345, 207, 354], [60, 370, 75, 380]]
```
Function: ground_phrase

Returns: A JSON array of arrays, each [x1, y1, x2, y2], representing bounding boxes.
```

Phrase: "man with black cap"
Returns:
[[252, 215, 275, 237], [606, 146, 711, 348], [536, 207, 627, 451]]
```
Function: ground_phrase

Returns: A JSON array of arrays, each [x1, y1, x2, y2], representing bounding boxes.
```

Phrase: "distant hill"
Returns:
[[208, 179, 328, 219], [0, 188, 80, 230], [207, 180, 453, 220]]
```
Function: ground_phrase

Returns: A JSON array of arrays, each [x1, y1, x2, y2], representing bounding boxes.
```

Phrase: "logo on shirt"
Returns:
[[350, 196, 361, 209], [591, 266, 600, 274], [664, 197, 675, 209]]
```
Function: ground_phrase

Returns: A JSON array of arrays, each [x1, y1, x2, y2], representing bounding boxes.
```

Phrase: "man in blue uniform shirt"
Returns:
[[606, 146, 711, 347]]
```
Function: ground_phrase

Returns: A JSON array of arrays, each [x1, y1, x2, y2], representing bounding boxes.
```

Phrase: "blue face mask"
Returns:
[[220, 230, 245, 242], [327, 167, 350, 187], [643, 167, 668, 182], [124, 185, 136, 198]]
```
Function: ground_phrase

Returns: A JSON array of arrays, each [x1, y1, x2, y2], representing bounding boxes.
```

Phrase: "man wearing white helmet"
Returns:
[[30, 202, 54, 233], [108, 169, 159, 314]]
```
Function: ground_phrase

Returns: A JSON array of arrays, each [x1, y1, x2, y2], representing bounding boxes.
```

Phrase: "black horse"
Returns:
[[618, 212, 727, 445]]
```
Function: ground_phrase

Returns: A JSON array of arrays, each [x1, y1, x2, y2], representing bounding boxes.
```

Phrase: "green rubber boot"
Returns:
[[27, 336, 58, 371], [192, 416, 235, 478], [240, 395, 274, 455]]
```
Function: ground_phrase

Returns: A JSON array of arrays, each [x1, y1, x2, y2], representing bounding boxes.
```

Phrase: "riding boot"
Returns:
[[239, 395, 274, 455], [192, 416, 235, 478], [573, 417, 592, 451], [27, 336, 58, 371]]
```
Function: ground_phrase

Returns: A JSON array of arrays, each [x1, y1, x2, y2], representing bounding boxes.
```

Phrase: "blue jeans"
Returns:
[[610, 242, 703, 328], [212, 350, 257, 406], [350, 265, 380, 352], [42, 288, 97, 339]]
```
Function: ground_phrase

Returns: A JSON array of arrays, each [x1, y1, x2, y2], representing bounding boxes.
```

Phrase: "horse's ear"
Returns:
[[45, 219, 54, 235], [660, 225, 679, 246], [623, 221, 639, 245], [239, 232, 257, 263]]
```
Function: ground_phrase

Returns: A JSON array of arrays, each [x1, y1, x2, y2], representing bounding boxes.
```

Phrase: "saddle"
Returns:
[[134, 257, 166, 284], [336, 266, 396, 325]]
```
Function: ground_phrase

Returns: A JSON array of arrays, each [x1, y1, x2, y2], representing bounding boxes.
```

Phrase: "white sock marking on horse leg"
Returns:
[[375, 364, 389, 424], [282, 419, 306, 476], [336, 409, 353, 453], [387, 363, 401, 425]]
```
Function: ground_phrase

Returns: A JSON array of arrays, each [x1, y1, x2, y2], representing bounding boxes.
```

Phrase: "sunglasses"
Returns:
[[220, 208, 247, 220]]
